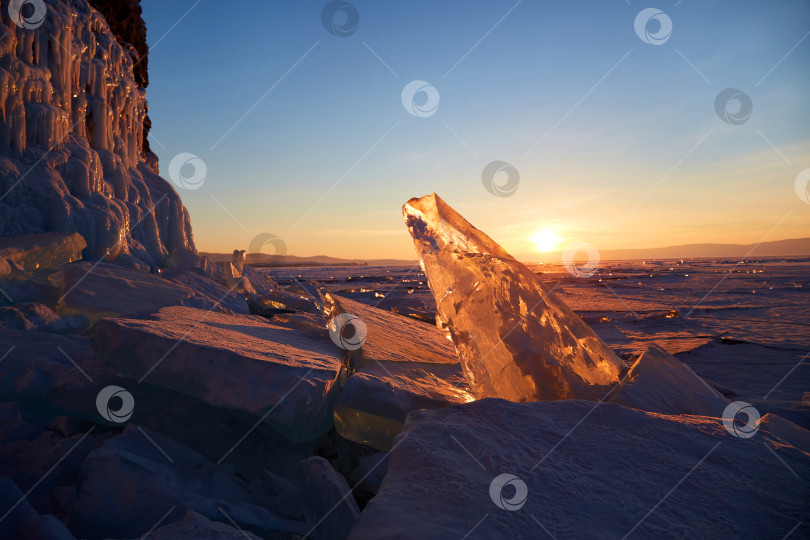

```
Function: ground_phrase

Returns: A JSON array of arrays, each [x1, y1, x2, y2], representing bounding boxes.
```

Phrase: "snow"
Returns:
[[91, 305, 343, 443], [298, 456, 360, 540], [0, 330, 103, 396], [55, 261, 246, 323], [71, 425, 308, 539], [0, 1, 807, 536], [679, 341, 810, 427], [352, 398, 810, 539], [403, 193, 627, 402], [145, 511, 263, 540], [0, 476, 74, 539], [0, 0, 194, 265], [0, 302, 88, 333], [609, 343, 730, 416]]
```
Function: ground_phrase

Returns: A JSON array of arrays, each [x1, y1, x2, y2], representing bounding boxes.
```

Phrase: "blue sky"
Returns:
[[141, 0, 810, 259]]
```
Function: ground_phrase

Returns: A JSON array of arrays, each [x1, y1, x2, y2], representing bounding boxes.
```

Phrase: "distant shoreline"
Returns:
[[202, 236, 810, 269]]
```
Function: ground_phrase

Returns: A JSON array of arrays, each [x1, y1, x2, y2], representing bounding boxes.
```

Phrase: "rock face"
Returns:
[[403, 193, 626, 402], [0, 0, 194, 266], [91, 305, 343, 443], [352, 399, 810, 539], [609, 343, 730, 416], [85, 0, 153, 162]]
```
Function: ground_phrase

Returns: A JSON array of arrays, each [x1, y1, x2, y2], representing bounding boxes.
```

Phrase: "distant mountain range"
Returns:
[[517, 237, 810, 263], [202, 237, 810, 267]]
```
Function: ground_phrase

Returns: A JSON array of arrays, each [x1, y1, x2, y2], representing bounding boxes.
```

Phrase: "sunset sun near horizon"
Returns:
[[531, 229, 561, 253]]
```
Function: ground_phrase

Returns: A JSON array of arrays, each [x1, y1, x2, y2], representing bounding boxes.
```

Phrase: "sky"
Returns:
[[140, 0, 810, 260]]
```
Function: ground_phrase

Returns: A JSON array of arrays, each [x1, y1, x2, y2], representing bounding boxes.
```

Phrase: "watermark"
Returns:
[[401, 80, 440, 118], [328, 313, 367, 350], [96, 385, 135, 423], [321, 0, 359, 37], [481, 161, 519, 198], [634, 8, 672, 46], [248, 233, 287, 265], [167, 152, 207, 190], [714, 88, 753, 125], [8, 0, 46, 29], [794, 169, 810, 204], [489, 473, 527, 511], [722, 401, 760, 439], [561, 241, 600, 278]]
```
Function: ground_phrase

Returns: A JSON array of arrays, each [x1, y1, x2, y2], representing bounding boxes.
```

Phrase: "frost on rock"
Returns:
[[0, 0, 194, 266], [403, 193, 626, 402]]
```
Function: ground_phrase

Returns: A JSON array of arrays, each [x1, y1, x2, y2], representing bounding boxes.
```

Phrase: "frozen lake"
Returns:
[[264, 257, 810, 428]]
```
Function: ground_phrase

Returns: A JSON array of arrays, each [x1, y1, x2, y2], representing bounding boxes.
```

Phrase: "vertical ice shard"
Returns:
[[403, 193, 626, 401]]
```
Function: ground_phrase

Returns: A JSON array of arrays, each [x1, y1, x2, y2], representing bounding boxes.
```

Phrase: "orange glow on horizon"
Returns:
[[531, 229, 561, 253]]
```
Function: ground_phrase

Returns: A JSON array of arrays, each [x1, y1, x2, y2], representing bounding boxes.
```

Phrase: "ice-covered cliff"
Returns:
[[0, 0, 194, 267]]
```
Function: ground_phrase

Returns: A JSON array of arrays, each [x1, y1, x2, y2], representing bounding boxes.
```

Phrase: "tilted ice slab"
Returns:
[[352, 399, 810, 539], [403, 193, 626, 401], [91, 306, 342, 443], [608, 343, 730, 417], [54, 261, 247, 323], [325, 294, 472, 451]]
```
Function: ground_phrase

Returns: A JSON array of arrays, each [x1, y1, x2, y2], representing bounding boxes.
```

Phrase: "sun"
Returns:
[[531, 229, 560, 253]]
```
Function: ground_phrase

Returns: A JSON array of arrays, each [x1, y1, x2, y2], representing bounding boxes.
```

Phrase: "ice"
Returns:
[[0, 476, 37, 537], [0, 476, 75, 539], [679, 341, 810, 426], [298, 456, 360, 540], [147, 511, 263, 540], [0, 233, 85, 273], [91, 305, 343, 443], [70, 425, 307, 539], [162, 268, 250, 315], [608, 343, 730, 416], [325, 294, 473, 451], [403, 193, 626, 401], [0, 302, 88, 333], [53, 261, 246, 323], [0, 0, 194, 266], [352, 398, 810, 539], [0, 330, 104, 396]]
